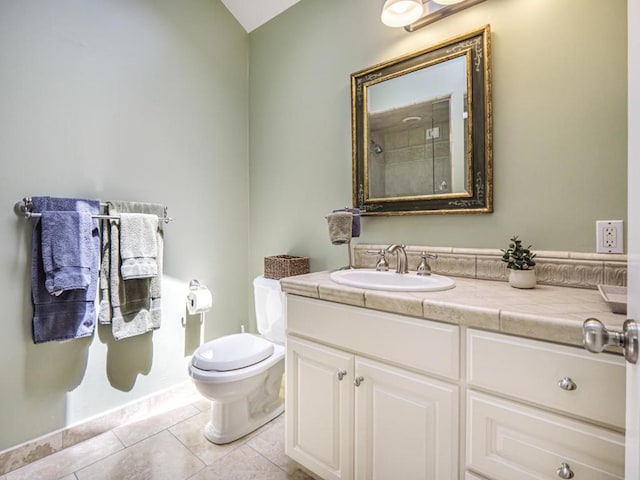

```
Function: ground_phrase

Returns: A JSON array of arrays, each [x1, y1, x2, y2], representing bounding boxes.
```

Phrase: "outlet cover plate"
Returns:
[[596, 220, 624, 253]]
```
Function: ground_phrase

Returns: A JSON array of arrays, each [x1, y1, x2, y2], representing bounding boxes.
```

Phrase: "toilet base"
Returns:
[[200, 361, 285, 445], [203, 399, 284, 444]]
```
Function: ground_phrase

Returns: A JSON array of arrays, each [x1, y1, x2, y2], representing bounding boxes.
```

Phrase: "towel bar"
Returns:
[[14, 197, 173, 224]]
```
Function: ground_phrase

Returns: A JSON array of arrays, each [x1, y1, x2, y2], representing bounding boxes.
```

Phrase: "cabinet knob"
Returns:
[[557, 377, 577, 391], [336, 370, 347, 381], [556, 462, 575, 479], [354, 376, 364, 387]]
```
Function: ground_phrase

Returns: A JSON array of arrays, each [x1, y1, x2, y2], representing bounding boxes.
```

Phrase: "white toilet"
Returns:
[[188, 276, 286, 444]]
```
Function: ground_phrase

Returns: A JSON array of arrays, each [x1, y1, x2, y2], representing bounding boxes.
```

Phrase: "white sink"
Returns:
[[329, 269, 455, 292]]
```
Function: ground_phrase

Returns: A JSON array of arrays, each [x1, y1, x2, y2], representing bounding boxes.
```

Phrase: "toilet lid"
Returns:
[[191, 333, 274, 372]]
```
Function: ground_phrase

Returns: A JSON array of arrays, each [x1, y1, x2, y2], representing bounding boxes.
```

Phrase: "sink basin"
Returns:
[[329, 269, 455, 292]]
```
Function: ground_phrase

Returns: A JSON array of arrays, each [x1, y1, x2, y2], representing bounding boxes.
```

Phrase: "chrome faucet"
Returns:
[[386, 244, 408, 274]]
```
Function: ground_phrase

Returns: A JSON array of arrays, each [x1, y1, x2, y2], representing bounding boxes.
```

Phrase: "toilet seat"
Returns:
[[192, 333, 274, 372], [189, 342, 284, 384]]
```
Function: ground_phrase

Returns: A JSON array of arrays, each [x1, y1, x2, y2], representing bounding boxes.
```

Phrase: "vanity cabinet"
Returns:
[[284, 295, 626, 480], [465, 329, 625, 480], [285, 296, 459, 480]]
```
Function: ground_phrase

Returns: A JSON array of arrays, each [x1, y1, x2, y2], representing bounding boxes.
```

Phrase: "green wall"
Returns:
[[249, 0, 628, 277], [0, 0, 248, 451], [0, 0, 628, 455]]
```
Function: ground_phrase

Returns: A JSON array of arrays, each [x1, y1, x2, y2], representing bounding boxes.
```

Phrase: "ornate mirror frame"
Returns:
[[351, 25, 492, 215]]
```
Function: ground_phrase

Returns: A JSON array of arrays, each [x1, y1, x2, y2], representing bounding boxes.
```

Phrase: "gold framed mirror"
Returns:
[[351, 25, 492, 215]]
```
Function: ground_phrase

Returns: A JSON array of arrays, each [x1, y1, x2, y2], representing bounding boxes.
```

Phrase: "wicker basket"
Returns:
[[264, 255, 309, 280]]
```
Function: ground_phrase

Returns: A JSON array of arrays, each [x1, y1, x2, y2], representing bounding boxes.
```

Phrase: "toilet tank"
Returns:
[[253, 276, 286, 344]]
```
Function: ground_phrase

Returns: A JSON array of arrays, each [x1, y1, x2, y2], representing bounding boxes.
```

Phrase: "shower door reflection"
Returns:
[[368, 96, 464, 199]]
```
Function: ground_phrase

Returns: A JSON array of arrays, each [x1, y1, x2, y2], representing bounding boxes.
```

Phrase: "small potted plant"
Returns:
[[501, 235, 537, 288]]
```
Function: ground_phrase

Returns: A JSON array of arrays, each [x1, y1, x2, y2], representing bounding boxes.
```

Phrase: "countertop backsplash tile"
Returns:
[[353, 244, 626, 289]]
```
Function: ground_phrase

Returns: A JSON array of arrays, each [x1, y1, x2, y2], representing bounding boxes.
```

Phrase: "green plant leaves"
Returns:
[[501, 235, 536, 270]]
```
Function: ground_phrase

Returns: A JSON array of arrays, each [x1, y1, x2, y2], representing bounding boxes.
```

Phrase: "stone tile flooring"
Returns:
[[2, 399, 319, 480]]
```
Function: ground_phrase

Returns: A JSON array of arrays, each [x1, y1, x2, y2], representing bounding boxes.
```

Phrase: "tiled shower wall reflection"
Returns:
[[369, 98, 453, 198]]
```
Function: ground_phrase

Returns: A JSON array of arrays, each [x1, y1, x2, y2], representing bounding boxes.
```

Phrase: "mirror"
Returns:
[[351, 25, 492, 215]]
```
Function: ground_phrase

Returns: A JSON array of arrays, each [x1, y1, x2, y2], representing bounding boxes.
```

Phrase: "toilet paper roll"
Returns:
[[187, 288, 212, 314]]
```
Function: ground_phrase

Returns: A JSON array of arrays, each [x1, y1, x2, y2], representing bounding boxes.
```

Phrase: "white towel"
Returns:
[[119, 213, 158, 280], [99, 201, 164, 341]]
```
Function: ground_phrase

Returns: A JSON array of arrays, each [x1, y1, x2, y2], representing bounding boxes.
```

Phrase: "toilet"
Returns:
[[188, 276, 286, 444]]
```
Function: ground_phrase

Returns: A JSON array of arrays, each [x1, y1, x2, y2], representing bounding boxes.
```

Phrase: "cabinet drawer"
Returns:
[[466, 329, 625, 429], [467, 391, 625, 480], [287, 295, 459, 379]]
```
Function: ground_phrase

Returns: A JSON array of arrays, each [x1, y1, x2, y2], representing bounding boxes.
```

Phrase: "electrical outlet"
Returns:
[[596, 220, 624, 253]]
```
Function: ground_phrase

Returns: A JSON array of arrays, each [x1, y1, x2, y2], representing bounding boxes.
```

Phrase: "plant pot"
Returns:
[[508, 269, 536, 289]]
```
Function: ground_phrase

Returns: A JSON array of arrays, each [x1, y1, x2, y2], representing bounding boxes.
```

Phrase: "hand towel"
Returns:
[[326, 212, 353, 245], [31, 196, 100, 344], [98, 217, 112, 325], [41, 211, 94, 295], [119, 213, 158, 280], [99, 201, 164, 340], [332, 208, 361, 237]]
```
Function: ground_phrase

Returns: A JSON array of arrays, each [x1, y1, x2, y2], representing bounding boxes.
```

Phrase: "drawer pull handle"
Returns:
[[557, 462, 575, 479], [337, 370, 347, 381], [558, 377, 577, 391], [354, 376, 364, 387]]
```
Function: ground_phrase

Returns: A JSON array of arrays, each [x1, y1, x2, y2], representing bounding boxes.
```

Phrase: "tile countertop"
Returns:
[[280, 271, 627, 351]]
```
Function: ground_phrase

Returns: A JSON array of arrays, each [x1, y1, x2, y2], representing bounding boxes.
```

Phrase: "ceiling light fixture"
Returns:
[[378, 0, 485, 32], [381, 0, 424, 28], [402, 116, 422, 123]]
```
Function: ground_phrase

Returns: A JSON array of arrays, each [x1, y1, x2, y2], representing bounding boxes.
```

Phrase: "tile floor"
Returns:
[[2, 399, 320, 480]]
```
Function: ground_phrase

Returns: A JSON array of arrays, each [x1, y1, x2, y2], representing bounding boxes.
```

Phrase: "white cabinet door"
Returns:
[[354, 357, 459, 480], [465, 473, 488, 480], [286, 336, 354, 480], [626, 1, 640, 476]]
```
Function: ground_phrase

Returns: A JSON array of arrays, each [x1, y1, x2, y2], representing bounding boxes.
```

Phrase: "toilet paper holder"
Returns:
[[183, 279, 211, 327]]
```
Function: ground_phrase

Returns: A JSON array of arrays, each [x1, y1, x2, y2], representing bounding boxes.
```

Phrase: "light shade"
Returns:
[[381, 0, 424, 27]]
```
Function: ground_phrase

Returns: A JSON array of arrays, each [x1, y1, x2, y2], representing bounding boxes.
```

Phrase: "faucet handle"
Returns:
[[367, 249, 389, 271], [417, 251, 435, 276]]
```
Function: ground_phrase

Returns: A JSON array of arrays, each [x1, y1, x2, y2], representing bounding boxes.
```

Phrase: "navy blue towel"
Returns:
[[41, 211, 94, 295], [31, 196, 101, 343]]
